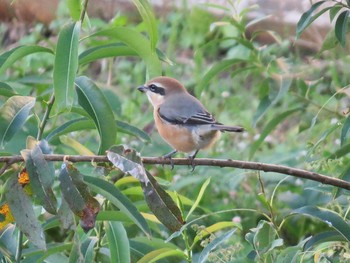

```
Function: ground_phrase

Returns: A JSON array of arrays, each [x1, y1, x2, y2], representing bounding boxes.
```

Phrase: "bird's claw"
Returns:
[[188, 150, 199, 172], [162, 150, 177, 170], [188, 155, 196, 172], [162, 155, 175, 170]]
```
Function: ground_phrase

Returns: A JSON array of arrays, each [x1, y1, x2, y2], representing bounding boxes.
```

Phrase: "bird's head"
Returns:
[[138, 76, 187, 107]]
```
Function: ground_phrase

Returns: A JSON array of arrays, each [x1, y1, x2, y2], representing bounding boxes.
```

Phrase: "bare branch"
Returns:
[[0, 154, 349, 190]]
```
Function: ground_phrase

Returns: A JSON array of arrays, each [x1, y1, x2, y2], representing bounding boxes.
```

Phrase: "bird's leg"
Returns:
[[162, 149, 177, 170], [188, 150, 199, 172]]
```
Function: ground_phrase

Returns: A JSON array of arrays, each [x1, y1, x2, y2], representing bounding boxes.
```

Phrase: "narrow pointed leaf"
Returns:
[[84, 175, 150, 236], [329, 4, 343, 22], [0, 82, 16, 97], [81, 237, 98, 263], [0, 96, 35, 147], [138, 248, 185, 263], [250, 108, 301, 159], [4, 175, 46, 250], [75, 76, 117, 154], [335, 10, 349, 46], [292, 206, 350, 242], [58, 163, 100, 232], [296, 1, 326, 39], [116, 120, 151, 142], [89, 27, 161, 78], [195, 58, 245, 95], [186, 177, 210, 220], [132, 0, 158, 50], [107, 145, 148, 184], [193, 221, 241, 246], [141, 171, 184, 232], [67, 0, 81, 21], [304, 231, 345, 251], [0, 45, 53, 75], [53, 22, 81, 111], [197, 229, 237, 263], [253, 77, 292, 126], [105, 221, 130, 263], [45, 118, 92, 142], [21, 145, 57, 214], [79, 43, 137, 65]]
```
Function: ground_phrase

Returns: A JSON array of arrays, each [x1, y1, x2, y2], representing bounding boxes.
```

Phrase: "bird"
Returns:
[[138, 76, 244, 169]]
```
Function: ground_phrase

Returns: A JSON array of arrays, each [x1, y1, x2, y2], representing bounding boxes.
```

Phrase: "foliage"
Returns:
[[0, 0, 350, 262]]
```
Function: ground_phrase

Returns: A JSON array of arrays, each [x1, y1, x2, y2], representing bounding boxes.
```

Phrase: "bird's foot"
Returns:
[[162, 150, 177, 170], [188, 150, 199, 172]]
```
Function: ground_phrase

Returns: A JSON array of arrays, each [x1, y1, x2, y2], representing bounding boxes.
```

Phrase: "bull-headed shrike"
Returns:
[[138, 76, 244, 168]]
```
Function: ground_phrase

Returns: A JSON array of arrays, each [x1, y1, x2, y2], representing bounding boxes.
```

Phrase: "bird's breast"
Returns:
[[154, 110, 220, 152]]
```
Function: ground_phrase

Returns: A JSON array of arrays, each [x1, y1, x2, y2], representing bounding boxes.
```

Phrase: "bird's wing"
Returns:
[[158, 94, 218, 125]]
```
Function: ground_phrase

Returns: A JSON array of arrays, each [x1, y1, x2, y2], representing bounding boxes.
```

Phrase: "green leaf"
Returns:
[[81, 237, 98, 263], [105, 221, 130, 263], [0, 225, 17, 262], [141, 171, 184, 232], [319, 29, 339, 52], [329, 4, 343, 22], [341, 115, 350, 146], [296, 1, 327, 39], [0, 45, 53, 75], [0, 96, 36, 147], [21, 242, 72, 262], [304, 231, 345, 251], [58, 199, 75, 230], [250, 108, 301, 159], [335, 10, 349, 46], [53, 22, 81, 112], [195, 58, 245, 95], [292, 206, 350, 242], [79, 43, 137, 65], [253, 221, 283, 253], [89, 27, 162, 78], [116, 120, 151, 142], [58, 163, 100, 232], [84, 175, 151, 236], [4, 175, 46, 250], [21, 145, 57, 214], [186, 177, 210, 220], [193, 221, 242, 246], [308, 123, 340, 159], [75, 76, 117, 154], [329, 142, 350, 159], [198, 229, 237, 263], [275, 237, 310, 262], [45, 118, 92, 142], [131, 0, 158, 50], [137, 248, 185, 263], [0, 82, 16, 97], [253, 77, 292, 126], [47, 118, 148, 143], [107, 145, 148, 184], [67, 0, 81, 21]]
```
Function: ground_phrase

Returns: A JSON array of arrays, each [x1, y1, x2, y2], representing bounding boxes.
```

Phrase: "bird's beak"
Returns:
[[137, 85, 148, 93]]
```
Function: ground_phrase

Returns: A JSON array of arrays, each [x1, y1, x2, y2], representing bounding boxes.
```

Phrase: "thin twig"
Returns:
[[0, 154, 350, 190], [79, 0, 89, 23], [37, 94, 55, 141]]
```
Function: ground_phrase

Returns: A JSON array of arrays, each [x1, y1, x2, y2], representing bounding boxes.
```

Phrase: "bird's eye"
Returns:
[[149, 84, 157, 92], [148, 84, 165, 95]]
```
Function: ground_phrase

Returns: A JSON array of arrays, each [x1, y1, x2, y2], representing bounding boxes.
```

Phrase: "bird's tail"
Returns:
[[211, 124, 244, 132]]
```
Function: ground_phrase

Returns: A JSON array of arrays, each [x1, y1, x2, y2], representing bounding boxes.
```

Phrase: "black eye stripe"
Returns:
[[148, 84, 165, 95]]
